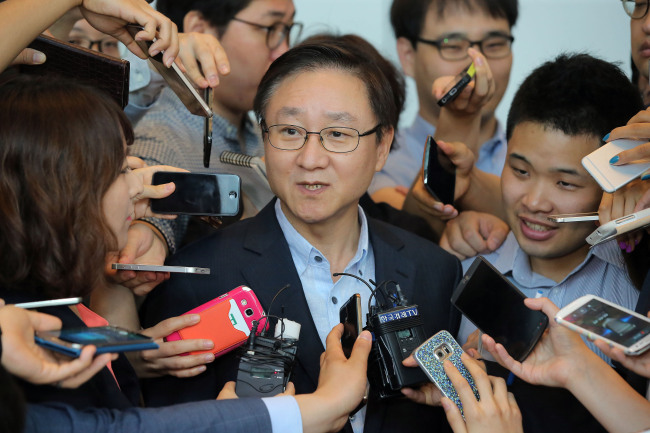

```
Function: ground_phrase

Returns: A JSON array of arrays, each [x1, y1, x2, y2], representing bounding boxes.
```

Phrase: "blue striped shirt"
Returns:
[[457, 232, 639, 362]]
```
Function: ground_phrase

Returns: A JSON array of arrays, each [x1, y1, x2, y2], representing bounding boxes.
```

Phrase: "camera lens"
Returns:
[[245, 308, 254, 317]]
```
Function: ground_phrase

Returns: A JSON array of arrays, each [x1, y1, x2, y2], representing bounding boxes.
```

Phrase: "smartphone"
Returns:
[[586, 207, 650, 246], [125, 24, 212, 117], [111, 263, 210, 274], [150, 172, 240, 216], [556, 295, 650, 355], [165, 286, 265, 357], [547, 212, 599, 223], [35, 326, 158, 357], [15, 297, 83, 309], [423, 135, 456, 205], [340, 294, 362, 358], [582, 138, 650, 193], [451, 256, 549, 361], [414, 331, 479, 417], [437, 63, 476, 107]]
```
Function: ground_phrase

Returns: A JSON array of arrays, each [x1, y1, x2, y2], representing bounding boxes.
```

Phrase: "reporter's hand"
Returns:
[[0, 306, 115, 388], [126, 158, 187, 220], [295, 324, 372, 433], [176, 32, 230, 89], [597, 179, 649, 252], [481, 297, 596, 389], [401, 354, 444, 406], [442, 353, 522, 433], [433, 48, 495, 115], [440, 211, 509, 260], [9, 48, 46, 66], [79, 0, 179, 65], [130, 314, 215, 378], [594, 310, 650, 379]]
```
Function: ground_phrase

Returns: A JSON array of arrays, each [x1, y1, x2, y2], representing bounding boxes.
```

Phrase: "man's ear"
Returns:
[[396, 37, 416, 78], [183, 10, 209, 34], [374, 127, 394, 172]]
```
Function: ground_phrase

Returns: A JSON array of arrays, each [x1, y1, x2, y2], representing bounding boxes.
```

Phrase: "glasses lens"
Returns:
[[623, 0, 649, 18], [69, 37, 91, 49], [321, 127, 359, 153], [480, 35, 513, 59], [288, 23, 303, 47], [438, 37, 470, 61], [100, 40, 120, 57], [268, 125, 307, 150]]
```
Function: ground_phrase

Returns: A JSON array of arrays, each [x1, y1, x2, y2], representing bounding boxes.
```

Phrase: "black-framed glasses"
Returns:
[[231, 17, 303, 50], [69, 36, 120, 56], [622, 0, 649, 19], [261, 123, 381, 153], [416, 33, 514, 61]]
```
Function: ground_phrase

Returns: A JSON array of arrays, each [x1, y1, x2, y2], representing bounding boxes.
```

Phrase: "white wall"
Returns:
[[293, 0, 631, 129]]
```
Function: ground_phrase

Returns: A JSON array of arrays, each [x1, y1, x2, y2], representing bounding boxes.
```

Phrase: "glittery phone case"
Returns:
[[414, 330, 479, 416]]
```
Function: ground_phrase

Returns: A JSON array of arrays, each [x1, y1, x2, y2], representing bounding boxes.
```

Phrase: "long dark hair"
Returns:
[[0, 76, 133, 298]]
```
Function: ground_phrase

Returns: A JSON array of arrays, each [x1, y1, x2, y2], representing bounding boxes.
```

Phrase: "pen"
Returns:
[[15, 297, 83, 309]]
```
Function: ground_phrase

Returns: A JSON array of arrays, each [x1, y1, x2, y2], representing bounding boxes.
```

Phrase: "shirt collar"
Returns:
[[274, 200, 370, 275], [491, 232, 626, 289]]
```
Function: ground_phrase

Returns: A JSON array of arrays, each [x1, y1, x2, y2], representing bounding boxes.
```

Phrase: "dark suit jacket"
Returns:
[[0, 289, 140, 410], [141, 200, 462, 433]]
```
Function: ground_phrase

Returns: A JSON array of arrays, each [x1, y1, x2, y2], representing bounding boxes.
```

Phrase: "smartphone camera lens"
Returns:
[[229, 191, 238, 199], [435, 349, 445, 360], [245, 308, 254, 317]]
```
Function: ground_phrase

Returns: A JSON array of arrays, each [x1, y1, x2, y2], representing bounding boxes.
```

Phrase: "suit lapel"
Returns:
[[238, 201, 324, 391]]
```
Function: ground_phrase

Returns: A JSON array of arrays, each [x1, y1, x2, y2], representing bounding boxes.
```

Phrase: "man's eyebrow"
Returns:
[[262, 10, 296, 20], [276, 106, 304, 118], [439, 30, 511, 40], [509, 153, 529, 164], [551, 167, 582, 177], [324, 111, 357, 123]]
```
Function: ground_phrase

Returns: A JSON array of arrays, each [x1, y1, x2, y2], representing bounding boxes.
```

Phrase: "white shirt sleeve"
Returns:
[[262, 396, 303, 433]]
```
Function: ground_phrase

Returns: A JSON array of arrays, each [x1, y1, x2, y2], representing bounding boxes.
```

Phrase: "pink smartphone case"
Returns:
[[165, 285, 265, 357]]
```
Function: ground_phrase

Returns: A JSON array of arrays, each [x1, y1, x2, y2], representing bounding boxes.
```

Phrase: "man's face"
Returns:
[[405, 5, 512, 123], [631, 12, 650, 79], [211, 0, 296, 116], [263, 69, 392, 230], [501, 122, 603, 263], [69, 19, 120, 58]]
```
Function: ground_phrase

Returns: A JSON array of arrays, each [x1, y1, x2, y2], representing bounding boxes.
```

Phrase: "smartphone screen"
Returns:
[[559, 298, 650, 348], [151, 172, 240, 216], [340, 294, 362, 358], [423, 136, 456, 205], [451, 257, 548, 361]]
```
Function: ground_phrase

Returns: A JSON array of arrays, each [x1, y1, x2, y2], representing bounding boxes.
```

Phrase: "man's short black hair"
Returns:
[[506, 53, 644, 141], [156, 0, 253, 33], [390, 0, 518, 47]]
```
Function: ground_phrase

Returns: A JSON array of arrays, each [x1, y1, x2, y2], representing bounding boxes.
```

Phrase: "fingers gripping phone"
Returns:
[[556, 295, 650, 356], [165, 286, 265, 357], [35, 326, 158, 357], [586, 207, 650, 247], [151, 172, 240, 216], [582, 138, 650, 193], [437, 63, 476, 107], [452, 256, 549, 361], [423, 135, 456, 205], [340, 294, 363, 359], [414, 331, 479, 417]]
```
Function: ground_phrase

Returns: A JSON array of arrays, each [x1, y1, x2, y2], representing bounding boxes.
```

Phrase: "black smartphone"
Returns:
[[423, 135, 456, 205], [451, 257, 548, 362], [35, 326, 158, 357], [340, 293, 362, 358], [151, 172, 240, 216], [437, 62, 476, 107]]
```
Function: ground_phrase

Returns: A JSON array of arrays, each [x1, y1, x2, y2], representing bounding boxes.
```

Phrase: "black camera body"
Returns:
[[367, 304, 428, 399]]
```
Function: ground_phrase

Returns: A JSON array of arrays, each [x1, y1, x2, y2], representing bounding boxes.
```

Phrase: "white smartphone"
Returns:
[[15, 297, 83, 309], [111, 263, 210, 274], [555, 295, 650, 355], [548, 212, 599, 223], [582, 138, 650, 193], [586, 207, 650, 246]]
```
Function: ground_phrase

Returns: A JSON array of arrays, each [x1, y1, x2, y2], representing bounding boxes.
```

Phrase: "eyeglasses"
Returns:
[[68, 36, 120, 56], [416, 33, 514, 61], [262, 123, 381, 153], [622, 0, 649, 19], [231, 17, 303, 50]]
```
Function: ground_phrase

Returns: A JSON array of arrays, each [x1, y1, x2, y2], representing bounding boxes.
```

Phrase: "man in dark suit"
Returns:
[[141, 36, 462, 433]]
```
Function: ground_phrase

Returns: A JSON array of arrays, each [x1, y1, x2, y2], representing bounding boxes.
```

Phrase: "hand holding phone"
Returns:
[[582, 138, 650, 193], [555, 295, 650, 355], [340, 294, 362, 358], [423, 136, 456, 205], [437, 63, 476, 107], [585, 207, 650, 246], [35, 326, 158, 357]]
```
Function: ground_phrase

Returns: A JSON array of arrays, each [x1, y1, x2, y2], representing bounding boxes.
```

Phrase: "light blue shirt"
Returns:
[[263, 396, 303, 432], [275, 200, 375, 433], [457, 232, 640, 362], [369, 114, 507, 193]]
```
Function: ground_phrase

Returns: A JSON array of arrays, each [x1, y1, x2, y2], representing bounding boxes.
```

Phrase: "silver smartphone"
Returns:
[[111, 263, 210, 274], [414, 330, 479, 417], [556, 295, 650, 356], [125, 24, 212, 118], [586, 207, 650, 246], [548, 212, 599, 223], [15, 297, 83, 309], [582, 138, 650, 193]]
